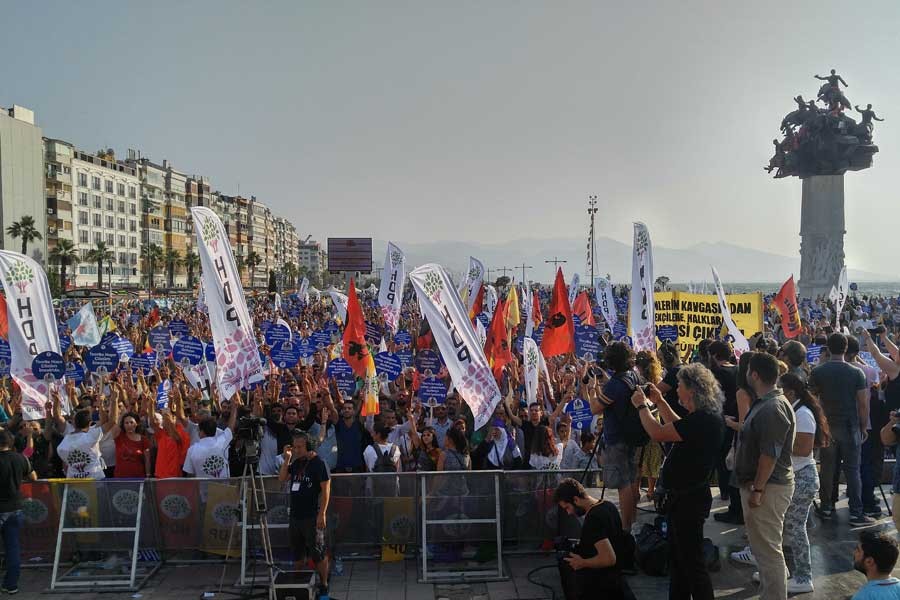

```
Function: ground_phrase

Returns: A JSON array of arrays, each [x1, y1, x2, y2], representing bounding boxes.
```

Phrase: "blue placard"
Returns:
[[514, 335, 525, 354], [415, 350, 442, 377], [860, 351, 879, 372], [533, 322, 544, 346], [394, 330, 412, 346], [327, 358, 355, 379], [374, 352, 402, 381], [365, 321, 382, 345], [297, 337, 315, 358], [656, 325, 678, 343], [148, 326, 171, 352], [334, 376, 356, 396], [59, 335, 72, 354], [100, 332, 118, 346], [156, 380, 171, 410], [264, 324, 292, 346], [572, 314, 582, 327], [65, 361, 85, 385], [806, 344, 823, 364], [204, 342, 216, 363], [85, 344, 120, 374], [168, 319, 190, 337], [575, 325, 600, 362], [476, 314, 489, 329], [0, 339, 9, 377], [418, 377, 447, 405], [32, 351, 65, 380], [173, 336, 205, 366], [809, 309, 823, 321], [110, 336, 135, 361], [312, 330, 332, 350], [57, 322, 68, 336], [565, 398, 594, 431], [612, 321, 628, 340], [396, 349, 414, 370], [129, 352, 157, 375], [270, 340, 302, 369]]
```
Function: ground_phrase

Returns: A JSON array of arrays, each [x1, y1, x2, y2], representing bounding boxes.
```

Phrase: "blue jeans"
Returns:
[[819, 419, 863, 517], [0, 510, 23, 590]]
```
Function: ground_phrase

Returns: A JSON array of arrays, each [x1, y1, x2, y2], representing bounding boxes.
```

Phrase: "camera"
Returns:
[[554, 537, 578, 562], [235, 416, 267, 464]]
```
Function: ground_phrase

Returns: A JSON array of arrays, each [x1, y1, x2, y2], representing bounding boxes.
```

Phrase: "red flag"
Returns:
[[0, 293, 8, 341], [469, 283, 484, 322], [148, 306, 160, 327], [541, 268, 575, 357], [773, 276, 802, 339], [342, 278, 373, 378], [572, 291, 596, 326], [484, 298, 512, 380], [531, 290, 542, 326]]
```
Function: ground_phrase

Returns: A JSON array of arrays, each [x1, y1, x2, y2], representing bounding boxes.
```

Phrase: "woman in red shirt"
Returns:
[[102, 385, 151, 478]]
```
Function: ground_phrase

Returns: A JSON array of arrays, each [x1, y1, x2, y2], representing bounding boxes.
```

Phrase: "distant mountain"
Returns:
[[372, 238, 892, 284]]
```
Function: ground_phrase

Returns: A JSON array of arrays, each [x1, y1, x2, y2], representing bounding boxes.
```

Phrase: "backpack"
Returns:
[[612, 372, 650, 447], [634, 521, 668, 576], [371, 444, 397, 473]]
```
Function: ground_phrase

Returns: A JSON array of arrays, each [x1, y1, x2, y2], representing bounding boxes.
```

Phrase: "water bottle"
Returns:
[[316, 528, 325, 547], [333, 555, 344, 576]]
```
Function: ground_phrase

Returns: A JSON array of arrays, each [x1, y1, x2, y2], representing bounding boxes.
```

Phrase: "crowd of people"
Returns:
[[0, 281, 900, 599]]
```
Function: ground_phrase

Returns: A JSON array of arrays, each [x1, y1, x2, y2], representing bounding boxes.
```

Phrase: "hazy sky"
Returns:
[[3, 1, 898, 275]]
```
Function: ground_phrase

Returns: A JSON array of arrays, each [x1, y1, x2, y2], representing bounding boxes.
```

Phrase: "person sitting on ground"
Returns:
[[851, 531, 900, 600]]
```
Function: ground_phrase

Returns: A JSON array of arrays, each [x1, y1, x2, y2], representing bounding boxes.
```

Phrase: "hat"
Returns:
[[781, 340, 807, 366]]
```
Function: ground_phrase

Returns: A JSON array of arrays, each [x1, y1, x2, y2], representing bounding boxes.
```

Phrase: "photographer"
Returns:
[[631, 363, 723, 600], [554, 477, 635, 600]]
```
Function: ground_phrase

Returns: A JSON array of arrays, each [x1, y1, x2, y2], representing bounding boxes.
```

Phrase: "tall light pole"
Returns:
[[517, 262, 533, 285], [587, 195, 598, 285], [545, 257, 567, 280]]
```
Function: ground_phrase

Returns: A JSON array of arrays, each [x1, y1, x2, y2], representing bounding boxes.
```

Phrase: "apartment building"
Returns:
[[0, 105, 46, 262], [44, 138, 74, 252]]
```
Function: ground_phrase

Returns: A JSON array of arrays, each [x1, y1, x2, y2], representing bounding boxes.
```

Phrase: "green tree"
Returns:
[[6, 215, 43, 256], [283, 262, 298, 289], [85, 241, 114, 289], [142, 243, 164, 291], [49, 239, 80, 294], [655, 275, 670, 291], [246, 251, 262, 288], [182, 250, 201, 288], [164, 248, 181, 288]]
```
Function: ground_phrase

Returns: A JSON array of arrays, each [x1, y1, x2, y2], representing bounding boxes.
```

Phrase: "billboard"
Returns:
[[327, 238, 373, 273]]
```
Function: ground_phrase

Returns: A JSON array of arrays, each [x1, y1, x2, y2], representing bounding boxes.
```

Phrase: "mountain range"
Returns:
[[372, 238, 893, 284]]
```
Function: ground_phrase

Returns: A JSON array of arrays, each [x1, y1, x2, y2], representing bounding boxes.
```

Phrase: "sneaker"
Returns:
[[730, 546, 757, 567], [787, 578, 815, 593], [1, 587, 18, 595], [714, 511, 745, 525], [850, 514, 877, 527], [814, 505, 833, 519], [752, 571, 760, 583], [865, 507, 884, 518]]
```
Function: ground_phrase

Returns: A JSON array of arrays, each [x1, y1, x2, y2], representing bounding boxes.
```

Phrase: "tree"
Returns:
[[182, 250, 200, 288], [85, 241, 114, 289], [164, 248, 181, 288], [49, 239, 80, 294], [246, 251, 262, 288], [236, 255, 247, 284], [283, 262, 298, 289], [495, 276, 511, 288], [655, 275, 670, 291], [6, 215, 42, 256], [268, 270, 277, 296], [142, 243, 164, 291]]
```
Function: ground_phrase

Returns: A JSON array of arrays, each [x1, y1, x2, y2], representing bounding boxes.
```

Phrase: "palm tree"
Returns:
[[142, 243, 164, 291], [85, 241, 114, 289], [6, 215, 43, 256], [236, 255, 247, 285], [283, 262, 298, 289], [246, 251, 262, 289], [49, 239, 80, 293], [164, 249, 181, 288], [182, 250, 200, 288]]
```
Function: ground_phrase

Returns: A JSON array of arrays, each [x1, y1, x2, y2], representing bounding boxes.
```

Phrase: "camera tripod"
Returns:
[[218, 457, 277, 600]]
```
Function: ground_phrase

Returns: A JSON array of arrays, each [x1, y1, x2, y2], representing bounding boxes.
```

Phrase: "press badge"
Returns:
[[291, 483, 301, 491]]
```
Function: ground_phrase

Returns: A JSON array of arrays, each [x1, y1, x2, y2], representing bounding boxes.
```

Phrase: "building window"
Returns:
[[93, 214, 101, 226], [117, 183, 125, 196], [78, 173, 88, 187], [92, 176, 101, 190], [119, 252, 127, 264], [105, 180, 113, 193], [106, 234, 114, 246], [130, 253, 137, 265], [94, 232, 102, 244], [78, 211, 88, 225], [128, 186, 136, 199], [79, 192, 88, 206], [118, 201, 125, 213], [118, 218, 126, 230], [129, 203, 136, 215], [130, 237, 137, 248], [106, 216, 114, 228], [93, 195, 101, 209], [119, 235, 125, 247], [106, 198, 113, 211], [79, 230, 89, 243], [129, 220, 136, 232]]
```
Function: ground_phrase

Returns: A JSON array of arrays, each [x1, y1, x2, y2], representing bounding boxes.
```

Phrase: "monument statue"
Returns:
[[767, 70, 883, 299]]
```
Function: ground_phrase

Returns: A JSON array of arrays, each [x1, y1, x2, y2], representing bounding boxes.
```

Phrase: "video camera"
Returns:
[[235, 416, 267, 464]]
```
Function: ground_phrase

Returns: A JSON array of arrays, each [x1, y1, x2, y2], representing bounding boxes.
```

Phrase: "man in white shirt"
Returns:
[[183, 398, 238, 478], [57, 410, 112, 479]]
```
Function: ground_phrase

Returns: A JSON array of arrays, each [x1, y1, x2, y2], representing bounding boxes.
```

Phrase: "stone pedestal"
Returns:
[[798, 175, 845, 299]]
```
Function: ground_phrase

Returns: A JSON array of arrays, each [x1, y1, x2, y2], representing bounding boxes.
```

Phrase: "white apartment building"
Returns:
[[71, 149, 142, 288], [0, 105, 46, 263]]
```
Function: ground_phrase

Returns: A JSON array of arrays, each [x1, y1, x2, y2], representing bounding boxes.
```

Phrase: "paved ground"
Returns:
[[12, 485, 899, 599]]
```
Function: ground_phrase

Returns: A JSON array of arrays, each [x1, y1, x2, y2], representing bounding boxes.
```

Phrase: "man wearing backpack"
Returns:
[[596, 341, 649, 533], [364, 424, 401, 497]]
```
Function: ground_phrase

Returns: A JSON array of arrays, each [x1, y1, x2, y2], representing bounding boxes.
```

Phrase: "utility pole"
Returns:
[[545, 257, 568, 277], [587, 195, 598, 285], [496, 266, 513, 278], [517, 262, 533, 284]]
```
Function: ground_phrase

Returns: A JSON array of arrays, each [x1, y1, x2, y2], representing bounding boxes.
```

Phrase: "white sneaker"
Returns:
[[787, 578, 814, 593], [731, 546, 757, 567], [752, 571, 760, 582]]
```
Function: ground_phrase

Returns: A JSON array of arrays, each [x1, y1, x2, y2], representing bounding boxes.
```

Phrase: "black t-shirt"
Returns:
[[0, 450, 32, 513], [575, 500, 624, 589], [664, 410, 724, 490], [661, 366, 688, 419], [711, 365, 738, 417], [288, 455, 330, 520]]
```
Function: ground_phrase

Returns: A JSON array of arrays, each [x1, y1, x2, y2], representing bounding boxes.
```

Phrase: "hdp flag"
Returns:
[[773, 275, 802, 339], [98, 314, 116, 337], [506, 285, 521, 330], [343, 278, 379, 415], [484, 298, 512, 379], [572, 291, 596, 326], [468, 283, 484, 322], [67, 302, 101, 348], [541, 268, 574, 357]]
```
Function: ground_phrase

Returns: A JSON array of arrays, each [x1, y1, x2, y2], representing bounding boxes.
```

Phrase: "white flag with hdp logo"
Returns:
[[410, 264, 501, 430], [0, 251, 64, 420], [629, 222, 656, 350], [594, 276, 618, 333], [378, 242, 406, 334], [192, 207, 263, 400]]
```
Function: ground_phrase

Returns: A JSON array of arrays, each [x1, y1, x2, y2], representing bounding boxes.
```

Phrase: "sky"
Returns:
[[3, 1, 899, 276]]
